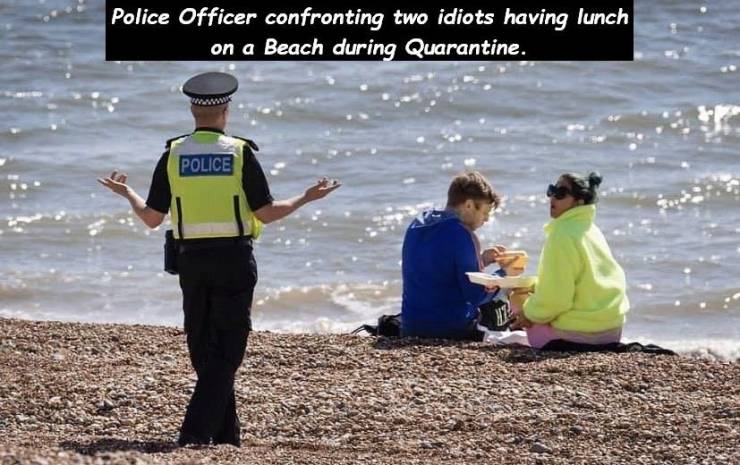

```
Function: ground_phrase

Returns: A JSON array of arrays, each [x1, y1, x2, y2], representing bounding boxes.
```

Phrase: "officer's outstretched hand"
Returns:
[[305, 177, 341, 202], [97, 170, 131, 198]]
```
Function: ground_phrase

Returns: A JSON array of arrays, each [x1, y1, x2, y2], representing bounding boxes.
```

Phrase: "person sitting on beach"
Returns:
[[511, 172, 630, 348], [401, 171, 506, 341]]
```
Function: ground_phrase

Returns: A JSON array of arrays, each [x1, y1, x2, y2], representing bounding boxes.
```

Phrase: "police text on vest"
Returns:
[[179, 154, 234, 177]]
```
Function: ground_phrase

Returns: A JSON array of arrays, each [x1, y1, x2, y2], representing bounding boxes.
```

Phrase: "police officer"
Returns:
[[98, 72, 341, 446]]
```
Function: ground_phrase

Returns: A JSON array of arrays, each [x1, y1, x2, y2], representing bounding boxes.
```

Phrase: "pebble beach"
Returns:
[[0, 317, 737, 464]]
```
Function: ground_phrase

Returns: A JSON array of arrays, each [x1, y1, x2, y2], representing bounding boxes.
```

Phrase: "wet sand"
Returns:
[[0, 317, 737, 464]]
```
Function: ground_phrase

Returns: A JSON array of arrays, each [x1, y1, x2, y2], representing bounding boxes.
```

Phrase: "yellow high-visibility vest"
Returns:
[[166, 130, 263, 240]]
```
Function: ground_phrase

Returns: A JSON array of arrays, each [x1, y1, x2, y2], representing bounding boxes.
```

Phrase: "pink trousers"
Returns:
[[510, 302, 622, 348], [525, 323, 622, 349]]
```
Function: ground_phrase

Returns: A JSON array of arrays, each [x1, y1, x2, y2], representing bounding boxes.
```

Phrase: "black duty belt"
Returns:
[[178, 236, 253, 253]]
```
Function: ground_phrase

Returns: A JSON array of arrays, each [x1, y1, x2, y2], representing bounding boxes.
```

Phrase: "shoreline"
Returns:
[[2, 313, 737, 362], [1, 317, 738, 464]]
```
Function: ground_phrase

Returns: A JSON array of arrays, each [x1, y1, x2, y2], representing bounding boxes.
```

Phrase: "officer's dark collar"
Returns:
[[194, 127, 225, 135]]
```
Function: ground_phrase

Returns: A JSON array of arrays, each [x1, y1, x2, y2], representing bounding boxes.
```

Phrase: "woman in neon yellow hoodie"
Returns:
[[513, 172, 629, 348]]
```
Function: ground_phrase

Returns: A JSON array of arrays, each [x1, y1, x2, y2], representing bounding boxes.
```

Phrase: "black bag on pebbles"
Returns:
[[352, 313, 402, 337]]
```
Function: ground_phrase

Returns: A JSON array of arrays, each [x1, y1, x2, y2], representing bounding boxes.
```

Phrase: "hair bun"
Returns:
[[588, 172, 603, 188]]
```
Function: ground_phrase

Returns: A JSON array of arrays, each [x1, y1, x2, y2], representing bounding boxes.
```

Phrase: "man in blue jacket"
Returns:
[[402, 171, 504, 340]]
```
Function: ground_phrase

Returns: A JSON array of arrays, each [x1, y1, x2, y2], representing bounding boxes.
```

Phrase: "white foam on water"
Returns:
[[329, 283, 400, 316], [251, 281, 401, 334], [255, 317, 368, 335]]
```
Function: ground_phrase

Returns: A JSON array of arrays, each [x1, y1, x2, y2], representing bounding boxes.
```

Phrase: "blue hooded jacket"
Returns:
[[401, 209, 497, 338]]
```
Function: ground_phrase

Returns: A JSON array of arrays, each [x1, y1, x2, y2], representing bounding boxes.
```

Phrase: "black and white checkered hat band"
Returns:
[[190, 95, 232, 106]]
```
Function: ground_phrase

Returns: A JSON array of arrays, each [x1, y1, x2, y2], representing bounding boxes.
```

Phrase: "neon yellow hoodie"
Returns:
[[523, 204, 629, 333]]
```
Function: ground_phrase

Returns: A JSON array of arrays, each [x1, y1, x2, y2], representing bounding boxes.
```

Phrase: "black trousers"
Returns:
[[176, 242, 257, 445]]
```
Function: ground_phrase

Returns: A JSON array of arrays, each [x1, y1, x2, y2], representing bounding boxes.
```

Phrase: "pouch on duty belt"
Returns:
[[164, 229, 178, 275]]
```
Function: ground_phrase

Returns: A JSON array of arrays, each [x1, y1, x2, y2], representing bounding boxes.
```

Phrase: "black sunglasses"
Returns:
[[547, 184, 573, 200]]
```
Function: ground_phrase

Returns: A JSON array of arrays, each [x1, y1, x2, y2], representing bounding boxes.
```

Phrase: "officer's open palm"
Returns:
[[305, 177, 341, 202], [97, 170, 131, 198]]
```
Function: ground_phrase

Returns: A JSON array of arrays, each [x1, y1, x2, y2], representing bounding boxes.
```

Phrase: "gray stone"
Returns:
[[531, 442, 552, 454]]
